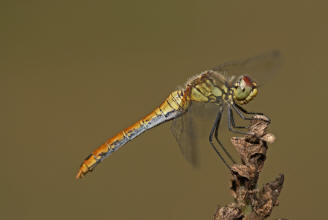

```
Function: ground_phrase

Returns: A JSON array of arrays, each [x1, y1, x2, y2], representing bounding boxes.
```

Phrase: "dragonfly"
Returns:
[[76, 50, 281, 179]]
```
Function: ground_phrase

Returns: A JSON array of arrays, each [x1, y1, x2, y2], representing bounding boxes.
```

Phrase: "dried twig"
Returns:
[[213, 115, 284, 220]]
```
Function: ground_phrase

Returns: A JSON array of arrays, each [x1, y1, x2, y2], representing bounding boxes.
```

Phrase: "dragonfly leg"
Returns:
[[234, 103, 263, 115], [209, 107, 232, 170], [227, 105, 250, 135], [228, 106, 248, 129], [233, 104, 271, 123], [214, 110, 236, 164]]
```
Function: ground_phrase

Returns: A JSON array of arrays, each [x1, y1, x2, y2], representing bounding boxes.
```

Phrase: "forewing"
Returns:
[[212, 50, 282, 85]]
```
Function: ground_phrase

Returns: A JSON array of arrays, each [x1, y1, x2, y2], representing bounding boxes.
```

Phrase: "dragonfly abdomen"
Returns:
[[76, 89, 189, 179]]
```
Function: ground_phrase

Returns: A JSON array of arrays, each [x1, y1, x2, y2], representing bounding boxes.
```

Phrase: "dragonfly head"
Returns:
[[232, 75, 258, 105]]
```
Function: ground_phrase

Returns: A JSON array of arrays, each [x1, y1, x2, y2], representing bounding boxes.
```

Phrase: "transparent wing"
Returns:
[[170, 101, 222, 167], [171, 111, 199, 167], [212, 50, 282, 85]]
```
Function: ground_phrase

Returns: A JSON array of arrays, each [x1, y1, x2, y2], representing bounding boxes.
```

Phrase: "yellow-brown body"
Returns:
[[76, 71, 257, 179]]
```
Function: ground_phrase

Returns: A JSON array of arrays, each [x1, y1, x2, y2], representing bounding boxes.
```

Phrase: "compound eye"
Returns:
[[234, 78, 252, 101]]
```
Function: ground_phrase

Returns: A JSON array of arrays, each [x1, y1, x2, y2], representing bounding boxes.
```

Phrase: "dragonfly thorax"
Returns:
[[231, 75, 258, 105]]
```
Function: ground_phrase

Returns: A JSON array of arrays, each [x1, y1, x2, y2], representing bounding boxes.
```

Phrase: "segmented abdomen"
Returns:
[[76, 90, 190, 179]]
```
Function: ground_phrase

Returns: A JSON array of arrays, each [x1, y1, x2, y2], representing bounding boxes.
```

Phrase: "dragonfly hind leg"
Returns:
[[214, 112, 236, 164], [209, 107, 235, 170]]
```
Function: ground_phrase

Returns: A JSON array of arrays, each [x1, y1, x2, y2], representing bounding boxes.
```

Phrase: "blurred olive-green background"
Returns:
[[2, 0, 327, 219]]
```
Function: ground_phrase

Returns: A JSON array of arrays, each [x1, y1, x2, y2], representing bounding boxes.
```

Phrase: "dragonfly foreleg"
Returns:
[[209, 107, 232, 170], [233, 104, 271, 123], [227, 105, 250, 135], [228, 106, 248, 129]]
